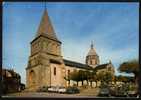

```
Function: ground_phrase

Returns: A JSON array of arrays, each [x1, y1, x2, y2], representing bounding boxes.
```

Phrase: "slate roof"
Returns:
[[50, 59, 62, 64], [94, 63, 109, 70], [36, 9, 58, 41], [63, 59, 93, 70]]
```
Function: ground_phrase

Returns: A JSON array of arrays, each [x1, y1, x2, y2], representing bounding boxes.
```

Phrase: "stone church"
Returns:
[[26, 9, 115, 91]]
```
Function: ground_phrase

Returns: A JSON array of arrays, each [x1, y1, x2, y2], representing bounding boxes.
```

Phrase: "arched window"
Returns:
[[108, 67, 111, 71], [68, 70, 70, 75], [54, 67, 56, 76], [29, 70, 36, 85], [43, 42, 46, 50], [48, 42, 51, 52], [90, 60, 93, 64], [56, 45, 58, 54]]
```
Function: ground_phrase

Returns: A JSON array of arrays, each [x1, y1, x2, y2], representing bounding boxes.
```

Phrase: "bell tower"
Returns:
[[32, 9, 61, 57], [26, 8, 65, 91], [86, 41, 100, 68]]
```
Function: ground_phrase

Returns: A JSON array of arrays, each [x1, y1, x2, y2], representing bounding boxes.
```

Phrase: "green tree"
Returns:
[[118, 59, 139, 91], [78, 70, 84, 85], [64, 70, 80, 86], [97, 71, 113, 87], [69, 70, 80, 86], [104, 72, 113, 84], [117, 75, 128, 83], [87, 70, 97, 87], [118, 59, 139, 76]]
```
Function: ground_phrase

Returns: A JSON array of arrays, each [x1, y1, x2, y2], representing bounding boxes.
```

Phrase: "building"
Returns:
[[26, 9, 115, 91], [2, 68, 25, 94]]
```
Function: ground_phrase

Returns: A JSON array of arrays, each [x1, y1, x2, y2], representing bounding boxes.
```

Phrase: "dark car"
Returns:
[[127, 91, 138, 97], [99, 88, 110, 97], [112, 86, 127, 97], [109, 86, 116, 96], [36, 86, 48, 92], [66, 86, 80, 94]]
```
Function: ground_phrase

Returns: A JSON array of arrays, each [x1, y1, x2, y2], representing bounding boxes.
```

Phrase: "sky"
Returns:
[[3, 2, 139, 84]]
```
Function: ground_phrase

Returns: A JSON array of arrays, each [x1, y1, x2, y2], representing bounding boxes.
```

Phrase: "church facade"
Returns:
[[26, 9, 115, 91]]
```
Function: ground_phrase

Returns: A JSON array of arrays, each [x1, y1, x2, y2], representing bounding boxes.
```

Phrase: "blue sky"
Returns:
[[3, 2, 139, 84]]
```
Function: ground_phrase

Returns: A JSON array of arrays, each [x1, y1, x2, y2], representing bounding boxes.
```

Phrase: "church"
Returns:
[[26, 9, 115, 91]]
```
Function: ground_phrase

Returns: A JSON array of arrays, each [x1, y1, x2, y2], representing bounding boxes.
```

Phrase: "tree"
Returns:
[[96, 71, 113, 87], [118, 59, 139, 93], [65, 69, 97, 87], [117, 75, 128, 83], [118, 59, 139, 75], [104, 72, 113, 84], [69, 70, 80, 86], [64, 70, 80, 86], [78, 70, 85, 86], [87, 70, 97, 87]]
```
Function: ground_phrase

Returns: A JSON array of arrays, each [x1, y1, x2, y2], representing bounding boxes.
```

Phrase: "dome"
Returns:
[[87, 42, 98, 56], [87, 48, 97, 56]]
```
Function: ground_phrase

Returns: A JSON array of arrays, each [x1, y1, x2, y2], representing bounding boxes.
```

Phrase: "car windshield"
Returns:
[[102, 88, 109, 92]]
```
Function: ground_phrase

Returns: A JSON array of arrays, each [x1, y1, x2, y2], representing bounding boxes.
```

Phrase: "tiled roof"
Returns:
[[63, 59, 93, 70]]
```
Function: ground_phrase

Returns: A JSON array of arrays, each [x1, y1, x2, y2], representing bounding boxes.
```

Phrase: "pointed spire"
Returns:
[[44, 2, 47, 10], [36, 8, 58, 40], [109, 60, 112, 64], [91, 41, 94, 49]]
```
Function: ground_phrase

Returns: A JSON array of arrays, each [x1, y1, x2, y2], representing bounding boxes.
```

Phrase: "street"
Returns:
[[2, 88, 100, 97]]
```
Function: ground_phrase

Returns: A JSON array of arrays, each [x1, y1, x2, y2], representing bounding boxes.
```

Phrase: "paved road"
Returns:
[[2, 88, 100, 97]]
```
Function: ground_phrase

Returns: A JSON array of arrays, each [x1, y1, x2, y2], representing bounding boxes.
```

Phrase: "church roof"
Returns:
[[63, 59, 93, 70], [94, 63, 109, 70], [87, 42, 98, 56], [87, 48, 97, 56], [36, 9, 58, 41]]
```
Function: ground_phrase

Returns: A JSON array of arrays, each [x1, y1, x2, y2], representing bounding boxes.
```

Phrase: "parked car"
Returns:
[[127, 91, 137, 97], [36, 86, 48, 92], [48, 86, 58, 93], [127, 84, 138, 97], [113, 86, 127, 97], [66, 86, 80, 94], [58, 87, 66, 93], [109, 86, 116, 96], [47, 86, 66, 93], [99, 88, 110, 97]]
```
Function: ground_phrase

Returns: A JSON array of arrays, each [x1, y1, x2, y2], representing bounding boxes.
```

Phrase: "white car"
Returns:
[[58, 87, 66, 93], [48, 86, 66, 93], [48, 86, 57, 92]]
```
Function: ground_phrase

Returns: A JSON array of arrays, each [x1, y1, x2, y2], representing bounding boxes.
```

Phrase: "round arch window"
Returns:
[[29, 70, 36, 85]]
